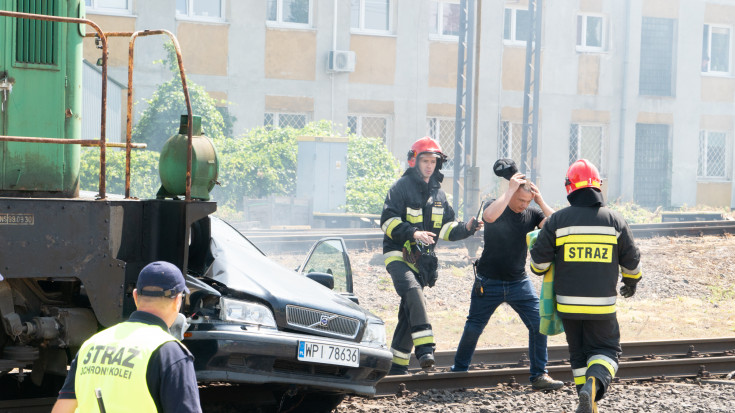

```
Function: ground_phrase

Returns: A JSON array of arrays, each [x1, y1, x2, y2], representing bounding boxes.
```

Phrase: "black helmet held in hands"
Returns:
[[493, 158, 518, 181]]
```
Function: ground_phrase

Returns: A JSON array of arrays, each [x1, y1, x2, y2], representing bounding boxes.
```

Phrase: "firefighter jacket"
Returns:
[[529, 203, 641, 320], [381, 167, 474, 272]]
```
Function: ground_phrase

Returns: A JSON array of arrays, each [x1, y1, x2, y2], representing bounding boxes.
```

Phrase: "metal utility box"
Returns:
[[296, 136, 348, 214]]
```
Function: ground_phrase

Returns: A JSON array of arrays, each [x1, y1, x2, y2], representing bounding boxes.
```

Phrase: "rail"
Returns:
[[5, 337, 733, 409], [240, 220, 735, 254], [377, 337, 735, 396]]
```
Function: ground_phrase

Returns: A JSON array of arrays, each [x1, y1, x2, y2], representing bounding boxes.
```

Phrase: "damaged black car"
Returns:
[[182, 216, 392, 412]]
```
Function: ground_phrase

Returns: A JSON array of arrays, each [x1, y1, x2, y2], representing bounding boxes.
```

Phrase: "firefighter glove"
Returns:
[[620, 284, 636, 298], [417, 249, 439, 288]]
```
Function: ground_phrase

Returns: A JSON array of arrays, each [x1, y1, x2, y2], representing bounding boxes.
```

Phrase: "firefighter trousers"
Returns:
[[386, 261, 435, 370], [562, 317, 622, 401]]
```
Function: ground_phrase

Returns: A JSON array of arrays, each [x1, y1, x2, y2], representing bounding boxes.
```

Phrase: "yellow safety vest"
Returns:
[[74, 321, 176, 413]]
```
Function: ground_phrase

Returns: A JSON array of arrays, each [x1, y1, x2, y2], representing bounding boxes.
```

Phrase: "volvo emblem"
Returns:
[[320, 315, 330, 326]]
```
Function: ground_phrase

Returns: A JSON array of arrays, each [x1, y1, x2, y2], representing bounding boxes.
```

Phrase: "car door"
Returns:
[[298, 237, 358, 304]]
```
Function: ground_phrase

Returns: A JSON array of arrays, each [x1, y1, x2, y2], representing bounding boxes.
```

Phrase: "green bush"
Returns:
[[346, 136, 401, 214], [211, 121, 400, 214], [79, 147, 160, 198], [212, 127, 299, 208]]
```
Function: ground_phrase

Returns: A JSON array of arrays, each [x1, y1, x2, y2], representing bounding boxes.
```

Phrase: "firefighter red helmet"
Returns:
[[565, 159, 602, 195], [407, 137, 447, 168]]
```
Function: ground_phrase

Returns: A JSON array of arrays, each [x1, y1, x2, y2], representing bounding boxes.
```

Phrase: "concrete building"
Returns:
[[82, 0, 735, 210]]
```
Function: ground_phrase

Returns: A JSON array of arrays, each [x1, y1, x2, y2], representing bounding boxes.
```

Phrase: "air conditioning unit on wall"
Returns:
[[327, 50, 356, 73]]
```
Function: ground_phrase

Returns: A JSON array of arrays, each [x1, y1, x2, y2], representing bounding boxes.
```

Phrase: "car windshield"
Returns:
[[211, 216, 264, 255]]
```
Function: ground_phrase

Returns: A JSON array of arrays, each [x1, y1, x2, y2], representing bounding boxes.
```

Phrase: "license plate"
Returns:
[[297, 340, 360, 367]]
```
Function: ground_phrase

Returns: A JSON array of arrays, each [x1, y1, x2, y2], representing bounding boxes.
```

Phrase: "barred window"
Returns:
[[498, 121, 526, 164], [348, 114, 389, 143], [264, 112, 308, 129], [426, 117, 456, 171], [569, 124, 604, 172], [639, 17, 675, 96], [702, 24, 731, 74], [698, 131, 728, 178]]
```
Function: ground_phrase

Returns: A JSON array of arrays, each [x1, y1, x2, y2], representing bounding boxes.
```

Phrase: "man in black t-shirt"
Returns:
[[452, 172, 563, 391]]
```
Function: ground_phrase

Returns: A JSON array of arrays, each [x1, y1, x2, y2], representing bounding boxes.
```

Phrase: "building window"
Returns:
[[639, 17, 675, 97], [576, 14, 605, 52], [569, 124, 604, 172], [702, 24, 731, 74], [503, 7, 530, 44], [176, 0, 224, 20], [350, 0, 391, 33], [264, 112, 309, 129], [426, 117, 456, 171], [499, 121, 527, 164], [84, 0, 131, 14], [698, 131, 728, 179], [267, 0, 311, 27], [429, 0, 460, 39], [348, 115, 389, 143]]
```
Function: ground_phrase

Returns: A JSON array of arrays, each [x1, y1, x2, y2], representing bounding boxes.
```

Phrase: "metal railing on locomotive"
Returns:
[[0, 11, 197, 201]]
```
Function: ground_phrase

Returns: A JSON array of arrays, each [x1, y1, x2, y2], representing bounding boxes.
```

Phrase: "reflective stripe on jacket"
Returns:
[[380, 168, 473, 267], [529, 205, 641, 320], [75, 321, 177, 412]]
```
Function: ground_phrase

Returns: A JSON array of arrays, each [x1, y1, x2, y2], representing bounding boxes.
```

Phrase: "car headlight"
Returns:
[[219, 297, 277, 329], [361, 319, 387, 347]]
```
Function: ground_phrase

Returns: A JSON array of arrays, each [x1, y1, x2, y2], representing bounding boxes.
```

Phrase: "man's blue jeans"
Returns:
[[452, 276, 548, 382]]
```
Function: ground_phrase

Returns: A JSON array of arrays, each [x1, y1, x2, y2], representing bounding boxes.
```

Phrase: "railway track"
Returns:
[[238, 220, 735, 254], [2, 338, 732, 410], [376, 337, 735, 396]]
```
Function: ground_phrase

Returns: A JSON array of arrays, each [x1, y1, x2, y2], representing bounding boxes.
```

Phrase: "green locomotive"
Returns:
[[0, 0, 218, 395], [1, 0, 82, 196]]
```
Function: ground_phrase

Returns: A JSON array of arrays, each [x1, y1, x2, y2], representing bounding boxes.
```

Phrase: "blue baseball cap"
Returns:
[[136, 261, 189, 297]]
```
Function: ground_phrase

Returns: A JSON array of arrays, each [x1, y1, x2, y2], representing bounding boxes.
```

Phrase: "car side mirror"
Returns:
[[306, 272, 334, 290]]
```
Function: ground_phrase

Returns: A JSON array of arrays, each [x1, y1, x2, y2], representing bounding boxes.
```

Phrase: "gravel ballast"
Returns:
[[338, 380, 735, 412]]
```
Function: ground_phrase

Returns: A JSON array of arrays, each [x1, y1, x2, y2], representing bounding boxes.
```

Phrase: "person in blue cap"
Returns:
[[52, 261, 201, 413]]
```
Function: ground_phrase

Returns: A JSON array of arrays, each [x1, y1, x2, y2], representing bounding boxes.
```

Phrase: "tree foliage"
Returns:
[[132, 42, 230, 151]]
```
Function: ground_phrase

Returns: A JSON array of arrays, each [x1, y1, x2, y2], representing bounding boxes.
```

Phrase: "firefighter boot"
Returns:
[[418, 353, 435, 369], [576, 376, 598, 413], [415, 344, 435, 369]]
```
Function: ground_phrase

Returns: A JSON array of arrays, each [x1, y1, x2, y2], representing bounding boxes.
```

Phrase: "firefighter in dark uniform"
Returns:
[[529, 159, 641, 413], [52, 261, 201, 413], [381, 136, 480, 375]]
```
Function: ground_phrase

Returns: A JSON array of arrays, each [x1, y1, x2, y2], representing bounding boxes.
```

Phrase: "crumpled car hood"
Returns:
[[207, 218, 368, 325]]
